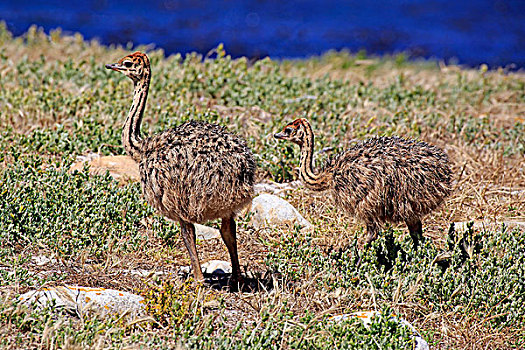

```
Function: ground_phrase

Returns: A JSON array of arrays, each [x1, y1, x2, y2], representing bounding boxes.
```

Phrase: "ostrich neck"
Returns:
[[299, 125, 332, 191], [123, 75, 150, 162]]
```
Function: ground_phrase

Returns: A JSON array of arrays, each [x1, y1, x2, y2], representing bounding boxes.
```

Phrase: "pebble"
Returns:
[[202, 260, 232, 275], [178, 260, 232, 276]]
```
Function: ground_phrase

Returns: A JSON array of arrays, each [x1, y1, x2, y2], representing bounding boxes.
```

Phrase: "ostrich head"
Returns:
[[105, 51, 150, 84], [274, 118, 311, 146]]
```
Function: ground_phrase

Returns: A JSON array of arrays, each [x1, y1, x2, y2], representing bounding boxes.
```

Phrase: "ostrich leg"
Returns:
[[406, 219, 423, 249], [180, 221, 204, 281], [365, 221, 381, 244], [220, 216, 244, 285]]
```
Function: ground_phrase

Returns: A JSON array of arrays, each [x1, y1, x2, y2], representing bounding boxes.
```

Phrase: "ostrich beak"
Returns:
[[105, 63, 121, 71], [274, 132, 286, 140]]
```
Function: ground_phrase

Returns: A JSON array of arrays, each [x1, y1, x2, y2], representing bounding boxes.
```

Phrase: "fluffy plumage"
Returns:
[[275, 118, 452, 247], [106, 52, 255, 282], [140, 121, 255, 224]]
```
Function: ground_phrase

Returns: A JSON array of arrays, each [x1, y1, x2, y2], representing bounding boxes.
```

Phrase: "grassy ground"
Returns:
[[0, 23, 524, 349]]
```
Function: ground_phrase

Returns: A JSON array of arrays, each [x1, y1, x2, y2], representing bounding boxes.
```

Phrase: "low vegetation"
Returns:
[[0, 23, 524, 348]]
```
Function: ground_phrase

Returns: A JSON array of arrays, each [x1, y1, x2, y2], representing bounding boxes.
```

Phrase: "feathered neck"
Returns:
[[122, 68, 150, 162], [298, 122, 332, 191]]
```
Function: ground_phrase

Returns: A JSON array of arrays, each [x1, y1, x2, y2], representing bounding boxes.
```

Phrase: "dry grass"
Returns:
[[0, 24, 524, 349]]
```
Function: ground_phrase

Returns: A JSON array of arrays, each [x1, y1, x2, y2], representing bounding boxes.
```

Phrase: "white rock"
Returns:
[[19, 285, 145, 317], [331, 311, 429, 350], [178, 265, 192, 275], [195, 224, 221, 240], [201, 260, 232, 275], [249, 193, 312, 231], [178, 260, 232, 276]]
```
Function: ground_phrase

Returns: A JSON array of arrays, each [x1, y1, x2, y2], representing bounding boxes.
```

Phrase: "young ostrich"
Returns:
[[275, 118, 452, 248], [105, 52, 255, 283]]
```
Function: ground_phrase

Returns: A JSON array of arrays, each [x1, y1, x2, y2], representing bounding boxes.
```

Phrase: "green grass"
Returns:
[[0, 22, 524, 348], [266, 224, 525, 329]]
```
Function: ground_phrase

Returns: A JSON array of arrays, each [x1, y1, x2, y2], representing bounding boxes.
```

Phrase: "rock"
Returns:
[[70, 154, 140, 183], [178, 265, 192, 275], [331, 311, 429, 350], [178, 260, 232, 276], [249, 193, 312, 232], [19, 285, 145, 317], [201, 260, 232, 275], [195, 224, 221, 240]]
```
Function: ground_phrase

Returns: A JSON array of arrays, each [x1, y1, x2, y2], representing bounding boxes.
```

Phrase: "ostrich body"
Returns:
[[275, 118, 451, 247], [105, 52, 255, 282]]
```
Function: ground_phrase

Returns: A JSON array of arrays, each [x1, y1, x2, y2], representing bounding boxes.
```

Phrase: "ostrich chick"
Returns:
[[275, 118, 451, 248], [106, 52, 255, 283]]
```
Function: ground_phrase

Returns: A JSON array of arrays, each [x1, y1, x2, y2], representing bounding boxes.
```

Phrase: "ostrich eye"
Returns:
[[124, 61, 133, 68]]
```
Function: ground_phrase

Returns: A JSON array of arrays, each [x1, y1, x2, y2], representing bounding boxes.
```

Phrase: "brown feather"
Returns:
[[106, 52, 255, 282], [275, 118, 452, 247]]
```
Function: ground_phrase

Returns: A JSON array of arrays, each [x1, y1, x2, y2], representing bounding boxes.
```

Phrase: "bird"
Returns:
[[274, 118, 452, 248], [105, 52, 256, 283]]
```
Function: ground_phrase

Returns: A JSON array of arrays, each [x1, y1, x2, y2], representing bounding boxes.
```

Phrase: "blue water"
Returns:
[[1, 0, 524, 68]]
